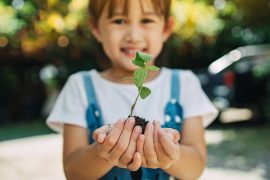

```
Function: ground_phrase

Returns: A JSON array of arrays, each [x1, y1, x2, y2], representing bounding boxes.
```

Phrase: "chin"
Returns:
[[122, 61, 139, 72], [125, 66, 138, 73]]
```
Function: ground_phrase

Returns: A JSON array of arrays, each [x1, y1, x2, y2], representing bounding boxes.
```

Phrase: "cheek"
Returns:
[[147, 31, 164, 48], [101, 32, 121, 53]]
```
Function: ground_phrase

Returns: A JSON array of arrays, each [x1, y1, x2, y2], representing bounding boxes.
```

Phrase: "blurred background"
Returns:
[[0, 0, 269, 179]]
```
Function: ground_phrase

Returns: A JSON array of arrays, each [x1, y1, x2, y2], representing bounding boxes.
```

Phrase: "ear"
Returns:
[[162, 16, 175, 42], [89, 17, 102, 42]]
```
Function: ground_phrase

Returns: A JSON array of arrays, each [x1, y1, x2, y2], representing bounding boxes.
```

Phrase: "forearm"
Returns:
[[64, 142, 113, 180], [164, 144, 206, 180]]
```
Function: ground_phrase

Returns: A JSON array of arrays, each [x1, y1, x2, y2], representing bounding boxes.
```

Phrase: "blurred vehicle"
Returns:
[[194, 44, 270, 124]]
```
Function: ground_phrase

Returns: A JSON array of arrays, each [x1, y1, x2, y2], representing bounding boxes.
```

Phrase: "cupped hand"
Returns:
[[137, 120, 181, 169], [92, 117, 143, 171], [93, 122, 180, 145]]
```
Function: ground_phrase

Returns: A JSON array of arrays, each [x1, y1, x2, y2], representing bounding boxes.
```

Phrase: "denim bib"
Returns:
[[82, 69, 184, 180]]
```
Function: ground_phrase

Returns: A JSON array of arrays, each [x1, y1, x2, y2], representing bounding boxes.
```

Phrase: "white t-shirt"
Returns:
[[46, 67, 218, 133]]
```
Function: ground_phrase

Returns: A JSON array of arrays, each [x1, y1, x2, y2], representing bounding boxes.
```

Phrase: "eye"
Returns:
[[112, 19, 126, 25], [141, 18, 155, 24]]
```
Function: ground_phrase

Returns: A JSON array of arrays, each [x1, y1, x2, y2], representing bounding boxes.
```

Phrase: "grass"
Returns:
[[207, 122, 270, 179], [0, 120, 54, 141]]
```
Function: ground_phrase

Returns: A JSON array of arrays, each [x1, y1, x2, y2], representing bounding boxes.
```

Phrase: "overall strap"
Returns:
[[82, 72, 98, 106], [163, 69, 184, 131], [81, 71, 103, 143], [171, 69, 180, 101], [82, 72, 132, 179]]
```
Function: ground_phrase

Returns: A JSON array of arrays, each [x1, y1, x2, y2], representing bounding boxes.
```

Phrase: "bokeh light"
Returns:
[[57, 35, 69, 47], [12, 0, 24, 10], [171, 0, 224, 40], [214, 0, 226, 10], [0, 36, 8, 47]]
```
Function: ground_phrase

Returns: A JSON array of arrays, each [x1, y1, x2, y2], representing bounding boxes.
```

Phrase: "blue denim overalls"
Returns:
[[82, 69, 184, 180]]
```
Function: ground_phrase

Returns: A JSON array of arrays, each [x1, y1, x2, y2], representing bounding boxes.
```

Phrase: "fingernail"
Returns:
[[134, 126, 142, 134], [130, 118, 135, 124], [118, 118, 125, 124], [136, 153, 141, 160], [98, 133, 105, 143], [147, 121, 152, 127]]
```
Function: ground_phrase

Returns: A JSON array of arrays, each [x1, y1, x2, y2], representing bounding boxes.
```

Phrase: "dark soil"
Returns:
[[128, 116, 148, 180], [129, 116, 148, 134]]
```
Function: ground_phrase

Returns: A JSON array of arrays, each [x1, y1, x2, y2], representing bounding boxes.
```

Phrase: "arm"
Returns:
[[137, 117, 206, 179], [63, 124, 112, 180], [63, 118, 143, 180], [164, 116, 206, 179]]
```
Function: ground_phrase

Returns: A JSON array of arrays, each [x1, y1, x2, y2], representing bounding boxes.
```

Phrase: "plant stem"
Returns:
[[130, 86, 143, 116]]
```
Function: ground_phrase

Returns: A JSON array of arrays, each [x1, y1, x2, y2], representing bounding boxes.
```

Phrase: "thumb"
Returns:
[[92, 123, 114, 142], [163, 128, 180, 143]]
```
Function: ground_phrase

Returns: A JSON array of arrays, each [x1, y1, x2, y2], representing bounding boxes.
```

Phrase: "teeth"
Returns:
[[127, 49, 137, 54], [124, 49, 144, 54]]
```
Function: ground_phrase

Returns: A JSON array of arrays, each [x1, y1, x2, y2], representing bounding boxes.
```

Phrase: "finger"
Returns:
[[154, 121, 172, 169], [158, 128, 180, 161], [153, 120, 163, 156], [137, 134, 146, 166], [94, 124, 118, 143], [144, 122, 158, 168], [153, 121, 164, 152], [97, 133, 106, 143], [92, 125, 110, 142], [109, 117, 135, 164], [163, 128, 181, 143], [153, 120, 163, 159], [120, 125, 142, 165], [101, 119, 125, 154], [127, 152, 142, 171]]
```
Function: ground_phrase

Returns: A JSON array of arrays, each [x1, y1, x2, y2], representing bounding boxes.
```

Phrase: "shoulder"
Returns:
[[180, 69, 200, 85], [65, 69, 97, 86], [163, 68, 200, 84], [68, 69, 96, 80]]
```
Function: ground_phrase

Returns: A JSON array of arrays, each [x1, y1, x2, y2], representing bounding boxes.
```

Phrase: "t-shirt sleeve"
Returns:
[[46, 73, 88, 133], [181, 70, 218, 127]]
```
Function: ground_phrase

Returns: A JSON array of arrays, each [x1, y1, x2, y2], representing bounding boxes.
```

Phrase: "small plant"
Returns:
[[125, 51, 159, 133]]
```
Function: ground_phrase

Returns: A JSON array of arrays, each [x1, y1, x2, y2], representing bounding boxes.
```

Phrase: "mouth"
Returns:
[[121, 47, 147, 58]]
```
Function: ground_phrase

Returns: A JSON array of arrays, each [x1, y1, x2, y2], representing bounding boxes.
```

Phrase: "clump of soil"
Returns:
[[128, 116, 148, 179], [130, 116, 148, 134]]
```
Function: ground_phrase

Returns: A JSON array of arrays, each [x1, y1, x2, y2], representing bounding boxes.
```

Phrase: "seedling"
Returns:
[[125, 51, 159, 133]]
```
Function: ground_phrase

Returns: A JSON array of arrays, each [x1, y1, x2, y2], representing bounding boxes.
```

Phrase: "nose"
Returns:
[[124, 24, 143, 43]]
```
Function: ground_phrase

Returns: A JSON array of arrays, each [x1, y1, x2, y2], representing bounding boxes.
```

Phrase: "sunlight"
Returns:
[[47, 13, 65, 33]]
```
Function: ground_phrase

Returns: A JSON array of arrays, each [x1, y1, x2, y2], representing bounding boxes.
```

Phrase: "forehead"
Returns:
[[107, 0, 162, 17]]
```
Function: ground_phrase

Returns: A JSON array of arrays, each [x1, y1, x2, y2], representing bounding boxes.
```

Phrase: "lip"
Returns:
[[121, 47, 147, 58]]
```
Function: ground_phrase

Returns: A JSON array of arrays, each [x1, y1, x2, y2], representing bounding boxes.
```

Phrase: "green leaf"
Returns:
[[136, 52, 152, 62], [132, 60, 145, 67], [140, 86, 151, 99], [146, 65, 160, 71], [134, 69, 147, 88]]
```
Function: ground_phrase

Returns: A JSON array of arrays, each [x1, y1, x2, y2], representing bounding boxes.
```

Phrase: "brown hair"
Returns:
[[88, 0, 171, 70], [89, 0, 171, 22]]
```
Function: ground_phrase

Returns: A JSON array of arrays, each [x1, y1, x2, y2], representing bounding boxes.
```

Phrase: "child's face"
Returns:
[[91, 0, 174, 72]]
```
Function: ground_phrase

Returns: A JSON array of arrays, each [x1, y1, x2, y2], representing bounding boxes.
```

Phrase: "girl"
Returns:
[[46, 0, 218, 179]]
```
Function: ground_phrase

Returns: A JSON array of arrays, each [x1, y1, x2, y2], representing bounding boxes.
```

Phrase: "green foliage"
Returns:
[[140, 87, 151, 99], [134, 69, 147, 88], [0, 0, 269, 65], [129, 52, 159, 116]]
